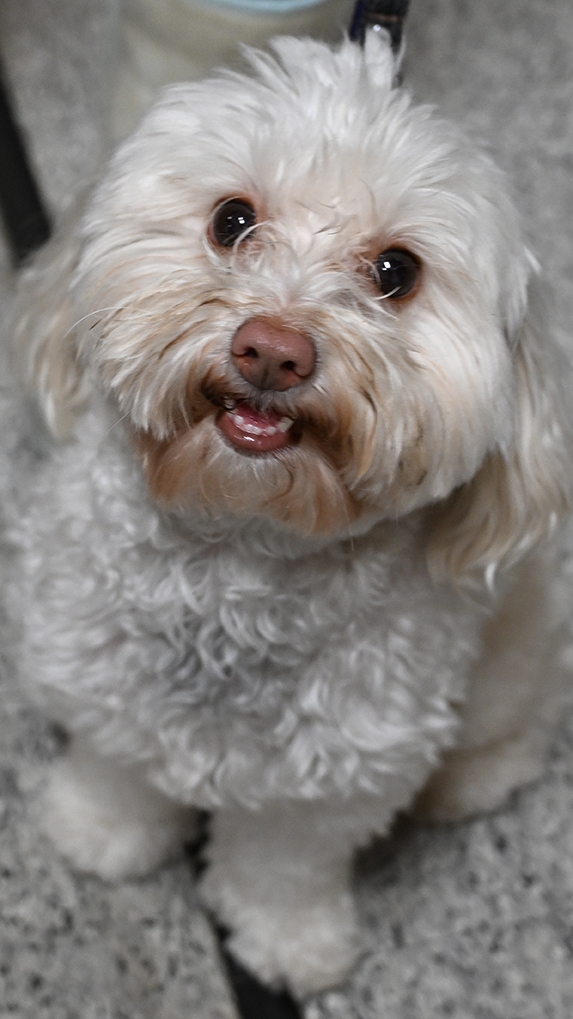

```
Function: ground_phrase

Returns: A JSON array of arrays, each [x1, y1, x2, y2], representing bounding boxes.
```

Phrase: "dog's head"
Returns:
[[17, 32, 571, 581]]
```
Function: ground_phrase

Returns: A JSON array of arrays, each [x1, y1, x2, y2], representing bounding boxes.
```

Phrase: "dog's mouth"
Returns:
[[215, 399, 297, 453]]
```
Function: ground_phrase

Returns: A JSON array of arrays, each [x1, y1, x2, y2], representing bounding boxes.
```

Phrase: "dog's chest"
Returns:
[[136, 527, 420, 706], [107, 520, 480, 804], [9, 423, 483, 806]]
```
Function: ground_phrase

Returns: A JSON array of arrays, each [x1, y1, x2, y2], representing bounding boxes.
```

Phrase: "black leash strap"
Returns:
[[349, 0, 410, 51], [0, 57, 51, 265], [219, 935, 302, 1019]]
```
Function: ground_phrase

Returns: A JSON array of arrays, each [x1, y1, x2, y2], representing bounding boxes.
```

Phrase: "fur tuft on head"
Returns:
[[250, 29, 397, 99]]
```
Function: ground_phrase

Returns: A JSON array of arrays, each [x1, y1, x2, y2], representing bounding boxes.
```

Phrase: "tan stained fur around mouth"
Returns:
[[135, 416, 363, 536]]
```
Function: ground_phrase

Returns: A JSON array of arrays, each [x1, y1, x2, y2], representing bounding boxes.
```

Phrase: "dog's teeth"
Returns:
[[221, 396, 237, 411], [232, 415, 265, 436], [228, 411, 294, 438]]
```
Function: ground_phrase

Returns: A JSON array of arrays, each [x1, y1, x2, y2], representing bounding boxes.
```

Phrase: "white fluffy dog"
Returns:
[[5, 31, 572, 995]]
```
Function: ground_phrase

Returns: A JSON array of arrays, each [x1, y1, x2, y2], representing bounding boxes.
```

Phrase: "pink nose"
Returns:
[[231, 318, 315, 391]]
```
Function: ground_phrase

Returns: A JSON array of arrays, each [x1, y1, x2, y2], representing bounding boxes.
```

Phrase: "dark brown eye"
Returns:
[[372, 248, 420, 298], [211, 198, 257, 247]]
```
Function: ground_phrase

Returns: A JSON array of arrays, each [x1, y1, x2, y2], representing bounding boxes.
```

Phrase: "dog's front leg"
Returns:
[[199, 797, 383, 995], [417, 550, 569, 821], [41, 735, 197, 880]]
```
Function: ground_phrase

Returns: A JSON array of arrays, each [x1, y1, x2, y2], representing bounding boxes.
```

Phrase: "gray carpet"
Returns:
[[0, 2, 572, 1017]]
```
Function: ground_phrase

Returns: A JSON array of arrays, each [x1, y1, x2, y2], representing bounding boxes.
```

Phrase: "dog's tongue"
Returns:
[[217, 401, 294, 453]]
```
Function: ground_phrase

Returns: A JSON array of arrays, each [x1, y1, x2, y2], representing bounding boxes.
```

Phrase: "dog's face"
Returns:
[[47, 34, 565, 549]]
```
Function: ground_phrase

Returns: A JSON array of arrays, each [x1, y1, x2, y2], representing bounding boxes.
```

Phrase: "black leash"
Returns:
[[0, 4, 411, 1015], [349, 0, 410, 51], [0, 57, 51, 265], [219, 938, 303, 1019]]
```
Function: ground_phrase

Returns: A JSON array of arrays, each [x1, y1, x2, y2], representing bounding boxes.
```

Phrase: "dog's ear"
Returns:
[[12, 219, 89, 439], [427, 281, 573, 588]]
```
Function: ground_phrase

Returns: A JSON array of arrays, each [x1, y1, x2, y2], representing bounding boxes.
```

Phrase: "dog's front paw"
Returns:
[[201, 869, 360, 995], [41, 748, 196, 881], [228, 896, 360, 996], [415, 730, 547, 822]]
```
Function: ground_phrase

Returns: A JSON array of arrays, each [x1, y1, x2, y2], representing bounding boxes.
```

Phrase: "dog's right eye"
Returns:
[[371, 248, 420, 299], [210, 198, 257, 247]]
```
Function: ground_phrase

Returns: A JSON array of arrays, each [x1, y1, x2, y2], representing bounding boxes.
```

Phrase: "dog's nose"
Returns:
[[231, 318, 315, 391]]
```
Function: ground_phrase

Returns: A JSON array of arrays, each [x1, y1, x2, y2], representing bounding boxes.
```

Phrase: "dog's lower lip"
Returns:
[[216, 400, 295, 453]]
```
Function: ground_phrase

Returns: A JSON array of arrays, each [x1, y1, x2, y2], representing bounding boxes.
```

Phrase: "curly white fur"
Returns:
[[4, 32, 572, 995]]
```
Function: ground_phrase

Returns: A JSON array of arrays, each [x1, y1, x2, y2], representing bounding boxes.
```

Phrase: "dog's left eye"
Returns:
[[210, 198, 257, 247], [371, 249, 420, 298]]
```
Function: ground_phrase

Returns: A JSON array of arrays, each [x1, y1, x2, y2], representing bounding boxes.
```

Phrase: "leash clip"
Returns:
[[349, 0, 411, 52]]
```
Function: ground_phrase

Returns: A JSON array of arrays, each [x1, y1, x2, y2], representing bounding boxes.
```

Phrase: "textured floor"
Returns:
[[1, 1, 573, 1017]]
